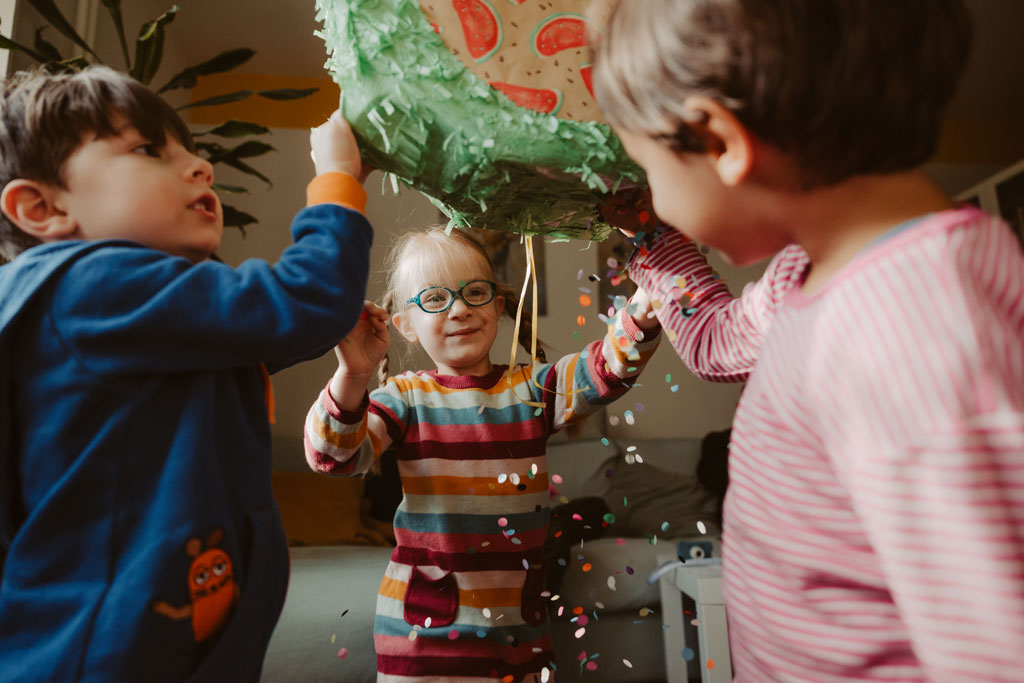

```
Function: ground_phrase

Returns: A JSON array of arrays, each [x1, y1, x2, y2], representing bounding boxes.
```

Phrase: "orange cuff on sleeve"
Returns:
[[306, 172, 368, 215]]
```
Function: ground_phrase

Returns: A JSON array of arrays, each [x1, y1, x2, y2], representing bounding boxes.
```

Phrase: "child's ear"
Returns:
[[494, 294, 505, 317], [681, 96, 754, 186], [391, 311, 418, 343], [0, 179, 77, 240]]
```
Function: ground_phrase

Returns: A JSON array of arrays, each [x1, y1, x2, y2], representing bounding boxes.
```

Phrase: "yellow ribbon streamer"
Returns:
[[507, 235, 582, 409]]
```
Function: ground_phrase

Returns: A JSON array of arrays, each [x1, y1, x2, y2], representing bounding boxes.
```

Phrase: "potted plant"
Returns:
[[0, 0, 317, 231]]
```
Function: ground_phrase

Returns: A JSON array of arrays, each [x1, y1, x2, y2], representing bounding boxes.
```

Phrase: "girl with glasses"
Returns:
[[303, 226, 661, 682]]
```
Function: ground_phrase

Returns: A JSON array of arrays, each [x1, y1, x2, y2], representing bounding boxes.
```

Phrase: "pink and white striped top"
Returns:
[[629, 206, 1024, 682]]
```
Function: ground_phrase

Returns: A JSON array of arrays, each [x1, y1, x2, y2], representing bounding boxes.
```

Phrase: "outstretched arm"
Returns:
[[532, 291, 660, 432], [628, 228, 807, 382], [305, 301, 404, 476]]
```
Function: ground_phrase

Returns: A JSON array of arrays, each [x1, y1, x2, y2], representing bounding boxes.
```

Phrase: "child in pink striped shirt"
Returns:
[[592, 1, 1024, 681]]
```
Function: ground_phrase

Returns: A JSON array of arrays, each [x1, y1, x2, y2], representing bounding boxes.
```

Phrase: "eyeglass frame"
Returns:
[[405, 279, 499, 314]]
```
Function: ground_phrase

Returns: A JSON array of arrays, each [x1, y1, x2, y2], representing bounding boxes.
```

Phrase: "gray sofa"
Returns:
[[261, 435, 721, 683]]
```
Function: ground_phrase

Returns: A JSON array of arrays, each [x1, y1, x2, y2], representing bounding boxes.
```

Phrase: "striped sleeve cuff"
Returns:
[[306, 172, 368, 214]]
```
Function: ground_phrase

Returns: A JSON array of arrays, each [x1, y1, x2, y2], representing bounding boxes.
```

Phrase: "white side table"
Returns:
[[655, 555, 732, 683]]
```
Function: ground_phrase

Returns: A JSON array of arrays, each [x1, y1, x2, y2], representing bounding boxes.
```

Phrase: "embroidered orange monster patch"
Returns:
[[151, 528, 239, 642]]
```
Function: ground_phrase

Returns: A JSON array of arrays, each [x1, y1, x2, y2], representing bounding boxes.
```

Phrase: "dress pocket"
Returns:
[[404, 567, 459, 627], [520, 565, 547, 626]]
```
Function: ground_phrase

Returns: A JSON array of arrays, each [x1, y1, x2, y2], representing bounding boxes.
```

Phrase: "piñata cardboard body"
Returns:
[[316, 0, 643, 240]]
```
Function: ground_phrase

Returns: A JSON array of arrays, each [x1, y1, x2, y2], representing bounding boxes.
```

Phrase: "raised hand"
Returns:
[[310, 110, 369, 182], [628, 285, 661, 332], [329, 301, 390, 411]]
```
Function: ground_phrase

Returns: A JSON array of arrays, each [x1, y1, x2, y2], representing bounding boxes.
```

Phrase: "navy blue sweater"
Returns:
[[0, 202, 372, 681]]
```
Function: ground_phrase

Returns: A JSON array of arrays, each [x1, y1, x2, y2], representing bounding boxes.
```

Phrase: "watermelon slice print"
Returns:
[[579, 62, 594, 98], [489, 81, 563, 115], [531, 12, 588, 58], [453, 0, 503, 63]]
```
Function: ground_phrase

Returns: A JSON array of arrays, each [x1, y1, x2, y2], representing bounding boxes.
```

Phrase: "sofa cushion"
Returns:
[[586, 454, 722, 540]]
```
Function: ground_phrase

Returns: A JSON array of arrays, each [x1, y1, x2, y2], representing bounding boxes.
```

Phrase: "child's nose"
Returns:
[[187, 154, 214, 186], [448, 297, 471, 316]]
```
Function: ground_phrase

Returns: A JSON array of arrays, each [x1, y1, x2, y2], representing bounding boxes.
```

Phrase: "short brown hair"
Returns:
[[593, 0, 972, 188], [0, 66, 195, 260]]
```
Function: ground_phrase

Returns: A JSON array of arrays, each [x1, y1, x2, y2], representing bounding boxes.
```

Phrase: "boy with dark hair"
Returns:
[[0, 66, 373, 680], [593, 1, 1024, 680]]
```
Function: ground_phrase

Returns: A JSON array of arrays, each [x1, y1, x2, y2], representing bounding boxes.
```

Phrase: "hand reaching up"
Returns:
[[329, 301, 390, 411], [629, 285, 661, 332], [310, 110, 370, 183]]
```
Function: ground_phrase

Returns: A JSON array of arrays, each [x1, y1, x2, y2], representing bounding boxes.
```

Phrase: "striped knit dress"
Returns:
[[304, 308, 658, 682], [628, 206, 1024, 682]]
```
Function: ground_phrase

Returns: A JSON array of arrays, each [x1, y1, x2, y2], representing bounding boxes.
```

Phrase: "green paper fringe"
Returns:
[[316, 0, 645, 241]]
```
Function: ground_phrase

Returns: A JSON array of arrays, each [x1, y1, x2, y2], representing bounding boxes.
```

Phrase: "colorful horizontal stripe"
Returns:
[[304, 306, 658, 680]]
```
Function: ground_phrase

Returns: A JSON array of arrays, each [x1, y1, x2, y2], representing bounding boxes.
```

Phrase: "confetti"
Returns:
[[576, 314, 586, 326], [585, 661, 598, 671], [552, 473, 563, 484], [607, 576, 617, 591], [576, 615, 589, 626], [582, 563, 592, 572], [577, 268, 584, 280], [682, 647, 695, 662], [661, 521, 670, 532], [579, 294, 592, 307], [602, 513, 616, 524], [424, 617, 432, 628], [623, 659, 633, 669], [707, 658, 716, 670], [337, 647, 348, 659], [697, 521, 707, 534], [448, 629, 459, 640], [574, 627, 586, 639]]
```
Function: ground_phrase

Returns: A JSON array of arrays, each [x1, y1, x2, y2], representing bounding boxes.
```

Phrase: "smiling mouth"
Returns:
[[448, 329, 478, 337]]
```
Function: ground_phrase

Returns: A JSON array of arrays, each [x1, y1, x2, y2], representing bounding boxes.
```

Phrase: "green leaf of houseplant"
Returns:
[[222, 204, 258, 231], [45, 56, 90, 74], [25, 0, 100, 60], [157, 48, 255, 93], [0, 31, 54, 64], [130, 6, 177, 85], [217, 158, 273, 187], [99, 0, 131, 68], [256, 87, 319, 101], [212, 183, 249, 195], [177, 89, 254, 110], [33, 27, 62, 62], [196, 141, 273, 187], [206, 140, 276, 163], [193, 120, 270, 138]]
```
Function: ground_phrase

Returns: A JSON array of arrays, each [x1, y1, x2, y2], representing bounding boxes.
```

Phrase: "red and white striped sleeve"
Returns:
[[627, 229, 808, 382]]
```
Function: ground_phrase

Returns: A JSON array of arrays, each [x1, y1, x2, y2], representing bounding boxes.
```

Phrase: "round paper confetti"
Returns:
[[623, 659, 633, 668], [337, 647, 348, 659], [697, 520, 707, 534], [448, 629, 459, 640], [682, 647, 695, 661]]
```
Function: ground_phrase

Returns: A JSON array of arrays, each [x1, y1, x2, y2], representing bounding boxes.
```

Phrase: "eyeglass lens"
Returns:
[[418, 281, 494, 312]]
